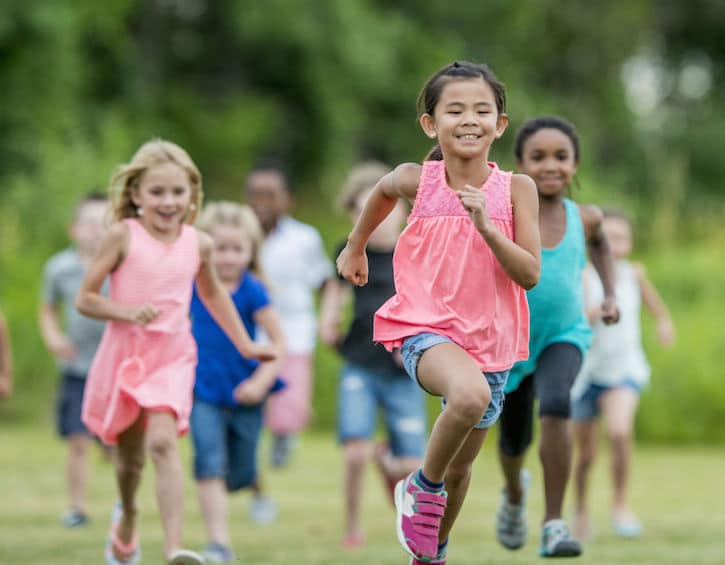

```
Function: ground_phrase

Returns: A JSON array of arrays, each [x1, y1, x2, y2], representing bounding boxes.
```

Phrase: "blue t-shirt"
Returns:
[[191, 272, 282, 406]]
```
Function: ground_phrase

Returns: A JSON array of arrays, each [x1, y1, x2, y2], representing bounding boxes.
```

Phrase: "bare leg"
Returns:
[[113, 415, 147, 561], [439, 428, 488, 542], [377, 452, 422, 482], [539, 416, 573, 522], [342, 439, 372, 540], [499, 452, 527, 505], [416, 343, 491, 483], [197, 478, 229, 547], [600, 388, 639, 520], [67, 433, 91, 513], [146, 410, 185, 558], [573, 419, 598, 539]]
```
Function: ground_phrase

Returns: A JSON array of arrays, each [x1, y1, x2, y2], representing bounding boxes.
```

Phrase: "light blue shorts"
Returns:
[[400, 332, 509, 430], [337, 362, 426, 457], [571, 379, 643, 422]]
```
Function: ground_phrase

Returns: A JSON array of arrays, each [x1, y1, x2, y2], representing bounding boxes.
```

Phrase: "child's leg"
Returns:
[[416, 343, 491, 483], [146, 410, 185, 558], [599, 387, 639, 517], [67, 433, 92, 513], [113, 414, 147, 560], [197, 478, 229, 546], [573, 419, 598, 539], [343, 439, 373, 540]]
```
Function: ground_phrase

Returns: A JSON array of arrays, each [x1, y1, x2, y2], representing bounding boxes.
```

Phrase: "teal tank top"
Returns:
[[505, 198, 592, 393]]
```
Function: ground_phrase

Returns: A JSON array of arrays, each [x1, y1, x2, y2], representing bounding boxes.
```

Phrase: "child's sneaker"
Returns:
[[410, 540, 447, 564], [249, 495, 278, 525], [394, 471, 447, 561], [201, 542, 235, 563], [539, 519, 582, 558], [611, 514, 643, 538], [496, 469, 530, 550], [61, 509, 89, 528]]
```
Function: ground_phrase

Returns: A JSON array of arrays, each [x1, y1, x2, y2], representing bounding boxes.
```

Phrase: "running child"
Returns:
[[39, 191, 108, 528], [76, 139, 276, 565], [494, 116, 619, 558], [319, 162, 427, 549], [244, 164, 334, 467], [572, 208, 674, 540], [190, 201, 286, 563], [337, 60, 541, 564]]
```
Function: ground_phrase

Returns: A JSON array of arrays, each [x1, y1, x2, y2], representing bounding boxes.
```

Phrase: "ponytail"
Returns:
[[424, 144, 443, 161]]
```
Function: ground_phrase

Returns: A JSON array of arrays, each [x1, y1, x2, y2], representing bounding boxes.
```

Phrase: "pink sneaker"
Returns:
[[394, 471, 447, 560]]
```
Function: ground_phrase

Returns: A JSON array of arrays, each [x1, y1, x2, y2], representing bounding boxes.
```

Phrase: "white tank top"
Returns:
[[571, 261, 650, 398]]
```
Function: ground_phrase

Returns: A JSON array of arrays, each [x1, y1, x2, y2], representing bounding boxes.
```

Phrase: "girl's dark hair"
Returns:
[[419, 61, 506, 161], [514, 116, 580, 162]]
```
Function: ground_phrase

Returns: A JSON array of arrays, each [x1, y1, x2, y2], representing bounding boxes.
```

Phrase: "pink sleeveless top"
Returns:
[[373, 161, 529, 372], [82, 219, 200, 444]]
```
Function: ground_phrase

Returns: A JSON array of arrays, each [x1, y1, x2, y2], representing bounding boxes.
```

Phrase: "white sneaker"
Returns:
[[539, 519, 582, 558], [496, 469, 530, 550], [249, 495, 278, 525]]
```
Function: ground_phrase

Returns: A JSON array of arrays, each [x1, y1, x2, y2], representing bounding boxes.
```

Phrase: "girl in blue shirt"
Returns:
[[190, 202, 285, 563]]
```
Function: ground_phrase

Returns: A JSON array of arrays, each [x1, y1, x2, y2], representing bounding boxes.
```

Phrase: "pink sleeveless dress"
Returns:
[[82, 219, 200, 445], [374, 161, 529, 372]]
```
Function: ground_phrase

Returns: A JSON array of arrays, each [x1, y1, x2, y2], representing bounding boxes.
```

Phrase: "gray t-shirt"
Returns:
[[41, 248, 107, 376]]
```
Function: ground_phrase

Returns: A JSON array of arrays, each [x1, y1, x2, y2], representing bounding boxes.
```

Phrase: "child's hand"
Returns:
[[657, 320, 675, 346], [600, 296, 620, 325], [0, 374, 12, 399], [458, 184, 493, 235], [233, 378, 268, 405], [336, 242, 368, 287], [125, 304, 160, 325], [48, 334, 78, 361], [244, 343, 278, 362]]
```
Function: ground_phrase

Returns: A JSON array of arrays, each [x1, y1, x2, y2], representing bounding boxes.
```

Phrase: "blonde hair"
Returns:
[[197, 201, 265, 279], [337, 161, 392, 212], [108, 139, 203, 224]]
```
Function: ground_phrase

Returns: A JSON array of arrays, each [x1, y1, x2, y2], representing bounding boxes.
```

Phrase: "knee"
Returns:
[[539, 393, 571, 419], [447, 382, 490, 425], [344, 440, 371, 468], [608, 428, 631, 447], [577, 447, 596, 469], [148, 433, 177, 462], [117, 450, 145, 477]]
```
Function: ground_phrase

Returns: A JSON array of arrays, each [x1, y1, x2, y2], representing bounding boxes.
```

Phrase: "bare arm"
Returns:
[[634, 262, 675, 345], [337, 163, 420, 286], [38, 303, 77, 361], [318, 278, 352, 348], [234, 305, 287, 405], [0, 312, 12, 399], [75, 223, 159, 324], [458, 173, 541, 289], [580, 204, 619, 324], [195, 231, 277, 362]]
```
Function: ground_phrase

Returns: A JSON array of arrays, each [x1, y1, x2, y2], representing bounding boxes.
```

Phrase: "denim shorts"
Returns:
[[190, 397, 263, 491], [571, 379, 643, 422], [338, 362, 426, 457], [401, 333, 509, 430], [56, 371, 90, 438]]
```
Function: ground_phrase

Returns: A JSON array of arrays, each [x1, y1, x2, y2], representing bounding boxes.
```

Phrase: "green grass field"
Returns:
[[1, 423, 724, 564]]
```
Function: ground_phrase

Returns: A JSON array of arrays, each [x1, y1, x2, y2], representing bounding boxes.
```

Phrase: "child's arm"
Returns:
[[0, 312, 12, 399], [458, 174, 541, 289], [338, 163, 421, 286], [195, 231, 277, 362], [233, 305, 286, 405], [38, 303, 77, 361], [318, 278, 352, 348], [76, 223, 160, 324], [580, 205, 619, 325], [634, 262, 675, 346], [581, 266, 603, 324]]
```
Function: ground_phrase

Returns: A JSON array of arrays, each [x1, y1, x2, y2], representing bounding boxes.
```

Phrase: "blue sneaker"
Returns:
[[61, 509, 89, 528]]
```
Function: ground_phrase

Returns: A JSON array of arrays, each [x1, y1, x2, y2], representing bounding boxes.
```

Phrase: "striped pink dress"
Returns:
[[82, 219, 200, 445], [374, 160, 529, 372]]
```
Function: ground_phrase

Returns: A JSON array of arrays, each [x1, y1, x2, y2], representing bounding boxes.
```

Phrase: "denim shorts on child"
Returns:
[[401, 332, 509, 429], [337, 362, 426, 457], [190, 397, 263, 491], [56, 371, 90, 438], [571, 379, 643, 422]]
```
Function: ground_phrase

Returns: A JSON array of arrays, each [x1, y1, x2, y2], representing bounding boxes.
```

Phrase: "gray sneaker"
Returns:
[[271, 434, 295, 468], [539, 519, 582, 558], [249, 495, 278, 525], [201, 542, 235, 563], [496, 469, 530, 550], [61, 509, 89, 528]]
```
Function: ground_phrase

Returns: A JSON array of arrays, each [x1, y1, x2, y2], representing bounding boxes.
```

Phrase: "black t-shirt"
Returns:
[[336, 242, 401, 372]]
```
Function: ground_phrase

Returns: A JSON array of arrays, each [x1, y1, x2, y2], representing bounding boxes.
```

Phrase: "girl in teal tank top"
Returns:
[[494, 117, 619, 558]]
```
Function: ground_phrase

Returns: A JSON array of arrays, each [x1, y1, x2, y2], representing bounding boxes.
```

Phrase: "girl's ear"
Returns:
[[419, 113, 437, 139], [495, 113, 509, 139]]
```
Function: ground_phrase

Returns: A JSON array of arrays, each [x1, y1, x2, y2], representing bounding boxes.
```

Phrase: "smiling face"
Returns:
[[517, 128, 578, 198], [132, 161, 192, 238], [210, 224, 253, 285], [420, 78, 508, 161]]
